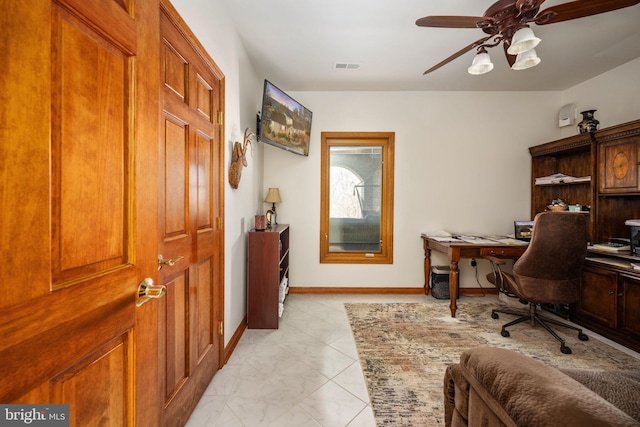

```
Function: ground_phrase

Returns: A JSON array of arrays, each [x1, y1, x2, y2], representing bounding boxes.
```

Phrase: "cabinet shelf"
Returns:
[[247, 224, 290, 329], [535, 181, 591, 187]]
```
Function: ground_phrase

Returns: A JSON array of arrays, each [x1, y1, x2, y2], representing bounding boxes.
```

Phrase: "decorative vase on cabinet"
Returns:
[[577, 110, 599, 134]]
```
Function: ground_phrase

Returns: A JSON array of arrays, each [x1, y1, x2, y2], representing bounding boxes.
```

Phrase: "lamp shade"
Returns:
[[507, 27, 541, 55], [512, 48, 541, 70], [264, 187, 282, 203], [468, 51, 494, 75]]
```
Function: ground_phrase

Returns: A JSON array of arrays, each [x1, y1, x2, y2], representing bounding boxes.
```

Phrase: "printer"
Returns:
[[626, 219, 640, 256]]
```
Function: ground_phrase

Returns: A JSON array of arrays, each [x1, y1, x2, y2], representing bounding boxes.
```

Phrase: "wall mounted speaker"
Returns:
[[558, 103, 577, 127]]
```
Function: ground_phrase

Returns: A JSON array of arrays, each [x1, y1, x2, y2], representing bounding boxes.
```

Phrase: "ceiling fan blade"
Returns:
[[416, 15, 492, 29], [504, 43, 517, 67], [536, 0, 640, 25], [423, 36, 493, 75]]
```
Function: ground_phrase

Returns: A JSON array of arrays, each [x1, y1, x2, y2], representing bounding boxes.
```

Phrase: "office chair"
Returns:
[[485, 212, 589, 354]]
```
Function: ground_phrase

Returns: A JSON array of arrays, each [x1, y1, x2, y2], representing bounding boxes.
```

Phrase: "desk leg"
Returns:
[[449, 260, 459, 317], [423, 241, 431, 295]]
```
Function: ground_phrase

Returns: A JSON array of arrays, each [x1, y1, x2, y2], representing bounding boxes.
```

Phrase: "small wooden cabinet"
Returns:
[[618, 273, 640, 342], [572, 255, 640, 353], [575, 263, 617, 329], [598, 120, 640, 194], [247, 224, 290, 329]]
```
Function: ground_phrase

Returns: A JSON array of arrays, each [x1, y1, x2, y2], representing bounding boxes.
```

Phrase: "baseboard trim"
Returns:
[[463, 287, 497, 295], [288, 287, 424, 294], [223, 315, 246, 366], [288, 286, 497, 295]]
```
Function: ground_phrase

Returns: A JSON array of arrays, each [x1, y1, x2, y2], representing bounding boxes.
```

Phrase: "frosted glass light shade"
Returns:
[[467, 52, 494, 75], [512, 48, 541, 70], [507, 27, 541, 55]]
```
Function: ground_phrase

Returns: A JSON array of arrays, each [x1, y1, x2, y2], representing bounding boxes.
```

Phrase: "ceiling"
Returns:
[[218, 0, 640, 92]]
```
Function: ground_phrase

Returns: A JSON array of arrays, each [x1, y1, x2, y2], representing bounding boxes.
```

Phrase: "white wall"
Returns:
[[559, 58, 640, 138], [167, 0, 640, 344], [265, 60, 640, 292], [264, 91, 562, 289], [169, 0, 265, 343]]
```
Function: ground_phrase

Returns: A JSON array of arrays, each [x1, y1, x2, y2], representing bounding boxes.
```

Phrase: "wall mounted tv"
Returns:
[[258, 80, 312, 156]]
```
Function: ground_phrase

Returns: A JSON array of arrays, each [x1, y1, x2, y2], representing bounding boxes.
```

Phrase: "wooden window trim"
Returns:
[[320, 132, 394, 264]]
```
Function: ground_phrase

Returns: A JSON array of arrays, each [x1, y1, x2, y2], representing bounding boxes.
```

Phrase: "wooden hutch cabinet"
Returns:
[[598, 120, 640, 194], [529, 132, 596, 242], [530, 119, 640, 352], [247, 224, 290, 329]]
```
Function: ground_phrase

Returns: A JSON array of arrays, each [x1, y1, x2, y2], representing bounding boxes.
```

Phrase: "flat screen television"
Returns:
[[258, 79, 312, 156]]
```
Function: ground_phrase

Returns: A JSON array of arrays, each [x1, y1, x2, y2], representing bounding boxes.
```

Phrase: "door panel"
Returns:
[[1, 0, 161, 425], [51, 4, 130, 285], [163, 116, 190, 238], [51, 334, 131, 426], [159, 2, 224, 424], [163, 272, 189, 400]]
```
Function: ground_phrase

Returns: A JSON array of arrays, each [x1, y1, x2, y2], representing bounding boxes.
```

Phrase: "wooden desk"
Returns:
[[421, 235, 527, 317]]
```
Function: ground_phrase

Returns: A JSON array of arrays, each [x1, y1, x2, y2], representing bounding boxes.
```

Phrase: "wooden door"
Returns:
[[158, 2, 225, 425], [1, 0, 161, 425]]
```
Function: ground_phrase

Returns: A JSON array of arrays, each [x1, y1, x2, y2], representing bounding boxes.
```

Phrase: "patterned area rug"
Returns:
[[345, 302, 640, 426]]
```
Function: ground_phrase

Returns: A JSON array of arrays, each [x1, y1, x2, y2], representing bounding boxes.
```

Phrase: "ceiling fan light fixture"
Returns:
[[512, 48, 541, 70], [468, 51, 494, 75], [507, 27, 541, 55]]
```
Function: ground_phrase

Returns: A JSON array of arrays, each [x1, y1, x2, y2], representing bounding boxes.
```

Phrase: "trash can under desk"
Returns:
[[431, 265, 459, 300]]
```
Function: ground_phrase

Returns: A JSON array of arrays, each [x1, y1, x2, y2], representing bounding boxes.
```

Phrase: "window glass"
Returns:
[[320, 133, 394, 264]]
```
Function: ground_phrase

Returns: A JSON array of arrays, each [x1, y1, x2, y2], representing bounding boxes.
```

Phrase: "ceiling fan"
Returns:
[[416, 0, 640, 75]]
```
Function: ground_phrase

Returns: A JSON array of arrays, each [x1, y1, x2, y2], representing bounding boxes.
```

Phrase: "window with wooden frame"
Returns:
[[320, 132, 394, 264]]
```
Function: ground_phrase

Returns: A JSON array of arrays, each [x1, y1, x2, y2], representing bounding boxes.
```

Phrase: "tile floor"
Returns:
[[186, 293, 640, 427]]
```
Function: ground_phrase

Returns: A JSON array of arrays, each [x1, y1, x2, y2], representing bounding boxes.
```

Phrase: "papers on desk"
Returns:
[[590, 243, 631, 253], [486, 237, 529, 246], [454, 235, 501, 244], [422, 230, 464, 242], [430, 236, 464, 242], [423, 231, 528, 245]]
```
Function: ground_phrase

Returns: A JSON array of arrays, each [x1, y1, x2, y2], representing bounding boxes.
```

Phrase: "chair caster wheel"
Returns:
[[561, 345, 572, 354], [501, 329, 510, 338], [578, 332, 589, 341], [491, 312, 499, 319]]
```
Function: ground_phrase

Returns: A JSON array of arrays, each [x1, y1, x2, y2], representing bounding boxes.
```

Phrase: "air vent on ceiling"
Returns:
[[333, 62, 360, 70]]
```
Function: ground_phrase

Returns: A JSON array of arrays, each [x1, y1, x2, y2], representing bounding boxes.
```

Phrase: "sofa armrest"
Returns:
[[458, 347, 640, 427]]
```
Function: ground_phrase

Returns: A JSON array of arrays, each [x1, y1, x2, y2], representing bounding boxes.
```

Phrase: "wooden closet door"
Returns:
[[158, 2, 225, 425], [0, 0, 161, 425]]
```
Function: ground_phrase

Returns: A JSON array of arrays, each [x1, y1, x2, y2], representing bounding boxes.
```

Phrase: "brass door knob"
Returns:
[[137, 278, 166, 307]]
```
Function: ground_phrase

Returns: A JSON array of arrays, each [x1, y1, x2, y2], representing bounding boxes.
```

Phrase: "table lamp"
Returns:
[[264, 187, 282, 227]]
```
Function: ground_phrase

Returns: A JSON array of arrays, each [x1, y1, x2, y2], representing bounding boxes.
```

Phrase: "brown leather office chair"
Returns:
[[485, 211, 589, 354]]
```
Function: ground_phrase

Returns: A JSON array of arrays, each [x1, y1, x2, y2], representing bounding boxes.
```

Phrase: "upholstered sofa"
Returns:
[[444, 347, 640, 427]]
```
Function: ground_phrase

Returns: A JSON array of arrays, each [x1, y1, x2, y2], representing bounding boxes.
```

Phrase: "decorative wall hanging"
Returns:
[[228, 128, 256, 189]]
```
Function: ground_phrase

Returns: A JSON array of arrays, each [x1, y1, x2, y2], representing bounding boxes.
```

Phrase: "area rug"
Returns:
[[345, 302, 640, 426]]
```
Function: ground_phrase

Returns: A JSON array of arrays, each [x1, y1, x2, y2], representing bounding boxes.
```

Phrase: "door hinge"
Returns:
[[216, 217, 223, 230], [217, 111, 224, 126], [218, 321, 223, 336]]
